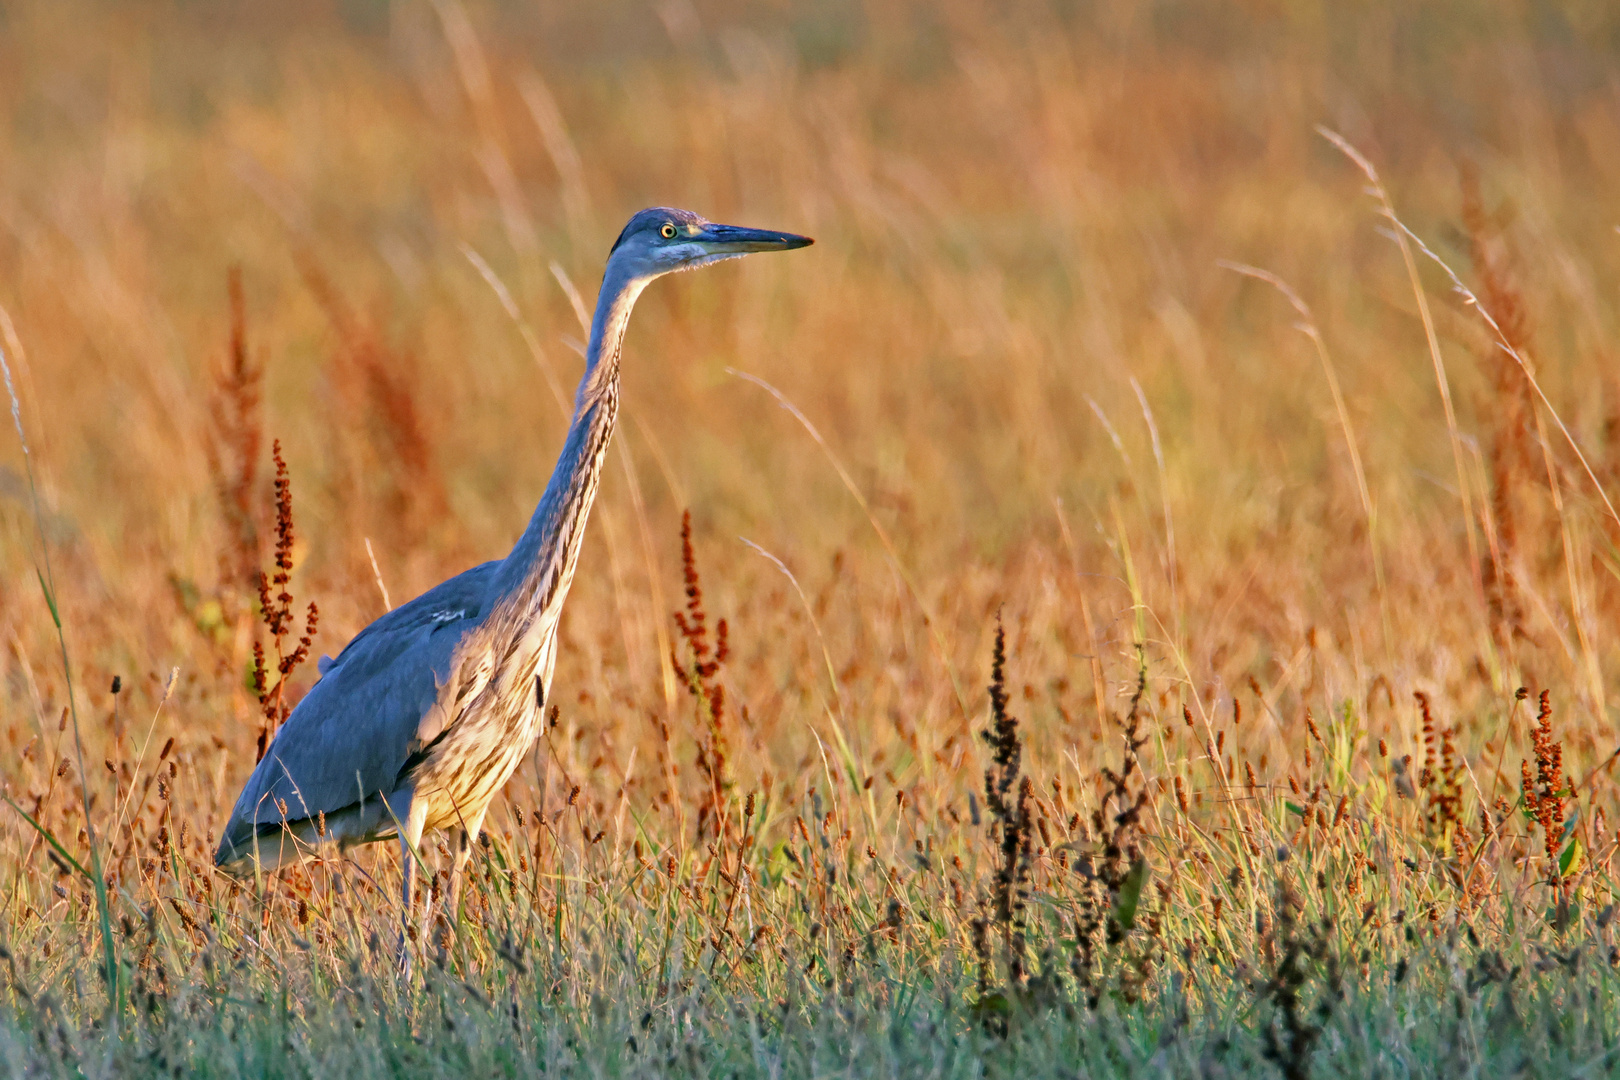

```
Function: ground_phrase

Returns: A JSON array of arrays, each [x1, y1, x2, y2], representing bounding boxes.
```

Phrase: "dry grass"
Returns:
[[1, 0, 1620, 1074]]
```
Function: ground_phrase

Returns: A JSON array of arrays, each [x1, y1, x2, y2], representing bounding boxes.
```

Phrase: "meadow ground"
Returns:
[[2, 0, 1620, 1075]]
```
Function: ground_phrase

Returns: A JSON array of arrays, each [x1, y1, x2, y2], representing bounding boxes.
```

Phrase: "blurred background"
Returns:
[[1, 0, 1618, 828]]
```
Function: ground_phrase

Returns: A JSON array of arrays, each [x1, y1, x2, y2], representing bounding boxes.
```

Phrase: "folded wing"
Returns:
[[216, 560, 499, 857]]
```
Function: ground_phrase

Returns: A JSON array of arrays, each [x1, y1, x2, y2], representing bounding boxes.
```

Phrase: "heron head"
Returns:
[[606, 207, 813, 279]]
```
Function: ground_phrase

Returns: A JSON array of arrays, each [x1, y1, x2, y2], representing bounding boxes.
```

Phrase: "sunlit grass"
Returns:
[[1, 0, 1619, 1075]]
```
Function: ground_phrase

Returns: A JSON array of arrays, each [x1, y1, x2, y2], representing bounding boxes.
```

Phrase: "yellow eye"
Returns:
[[660, 222, 677, 239]]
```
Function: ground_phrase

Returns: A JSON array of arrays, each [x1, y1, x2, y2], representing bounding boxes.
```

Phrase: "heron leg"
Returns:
[[427, 803, 489, 952], [385, 788, 427, 977], [443, 803, 490, 940]]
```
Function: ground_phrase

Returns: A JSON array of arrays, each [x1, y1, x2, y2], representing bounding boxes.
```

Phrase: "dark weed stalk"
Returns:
[[971, 617, 1084, 1030], [671, 510, 731, 841], [1258, 881, 1340, 1080], [1415, 692, 1466, 842], [1071, 652, 1154, 1006], [977, 615, 1032, 992], [1521, 691, 1568, 906], [252, 440, 319, 763]]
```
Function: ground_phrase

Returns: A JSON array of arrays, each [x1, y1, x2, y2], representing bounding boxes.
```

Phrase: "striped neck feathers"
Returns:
[[490, 261, 650, 619]]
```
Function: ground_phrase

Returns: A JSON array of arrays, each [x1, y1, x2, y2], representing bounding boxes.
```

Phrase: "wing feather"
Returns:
[[218, 561, 498, 849]]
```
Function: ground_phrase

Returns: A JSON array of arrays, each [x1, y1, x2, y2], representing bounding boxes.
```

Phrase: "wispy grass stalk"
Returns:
[[0, 312, 119, 1016]]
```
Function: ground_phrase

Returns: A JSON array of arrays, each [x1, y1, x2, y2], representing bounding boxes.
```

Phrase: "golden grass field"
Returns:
[[2, 0, 1620, 1074]]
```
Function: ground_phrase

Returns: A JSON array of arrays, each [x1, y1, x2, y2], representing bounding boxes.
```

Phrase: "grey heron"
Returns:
[[215, 208, 812, 939]]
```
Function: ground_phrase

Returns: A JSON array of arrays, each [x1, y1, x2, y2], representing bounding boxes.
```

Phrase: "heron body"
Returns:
[[215, 209, 811, 917]]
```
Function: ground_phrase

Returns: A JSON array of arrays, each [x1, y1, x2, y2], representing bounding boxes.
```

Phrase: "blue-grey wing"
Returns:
[[220, 560, 499, 840]]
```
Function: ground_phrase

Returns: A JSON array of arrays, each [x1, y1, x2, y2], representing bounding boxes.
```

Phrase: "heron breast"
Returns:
[[411, 651, 547, 829]]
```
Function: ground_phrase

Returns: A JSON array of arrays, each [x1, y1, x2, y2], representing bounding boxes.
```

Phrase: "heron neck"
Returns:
[[492, 260, 647, 623], [579, 261, 648, 408]]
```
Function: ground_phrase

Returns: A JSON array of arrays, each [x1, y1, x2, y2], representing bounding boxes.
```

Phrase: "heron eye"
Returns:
[[660, 222, 677, 239]]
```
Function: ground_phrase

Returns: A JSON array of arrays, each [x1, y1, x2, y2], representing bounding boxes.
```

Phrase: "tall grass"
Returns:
[[0, 0, 1619, 1075]]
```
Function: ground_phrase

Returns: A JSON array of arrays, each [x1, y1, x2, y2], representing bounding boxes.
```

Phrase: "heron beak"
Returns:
[[694, 223, 814, 255]]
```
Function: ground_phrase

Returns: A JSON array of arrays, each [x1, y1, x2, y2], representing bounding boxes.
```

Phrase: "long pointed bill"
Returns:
[[695, 223, 814, 255]]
